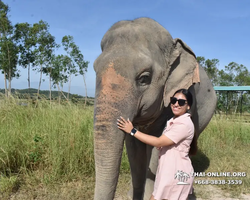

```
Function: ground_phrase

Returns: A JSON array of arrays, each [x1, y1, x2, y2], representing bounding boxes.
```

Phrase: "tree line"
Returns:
[[197, 57, 250, 114], [0, 1, 89, 103]]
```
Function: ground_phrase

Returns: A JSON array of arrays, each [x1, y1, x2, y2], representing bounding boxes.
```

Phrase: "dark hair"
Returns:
[[173, 88, 197, 156]]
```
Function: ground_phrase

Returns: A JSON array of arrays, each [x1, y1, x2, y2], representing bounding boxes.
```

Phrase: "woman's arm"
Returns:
[[117, 116, 174, 148]]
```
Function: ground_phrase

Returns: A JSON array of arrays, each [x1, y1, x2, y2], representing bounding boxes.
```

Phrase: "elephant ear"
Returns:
[[163, 38, 200, 107]]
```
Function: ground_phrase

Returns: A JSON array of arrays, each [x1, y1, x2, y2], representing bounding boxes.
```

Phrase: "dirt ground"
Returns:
[[1, 177, 249, 200], [188, 185, 250, 200], [114, 184, 250, 200], [4, 185, 250, 200]]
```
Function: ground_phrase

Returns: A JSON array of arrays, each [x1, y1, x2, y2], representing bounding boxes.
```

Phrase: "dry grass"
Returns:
[[0, 173, 131, 200]]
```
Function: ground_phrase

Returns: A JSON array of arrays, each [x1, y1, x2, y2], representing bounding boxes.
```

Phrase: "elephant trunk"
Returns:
[[94, 66, 135, 200], [94, 106, 125, 200]]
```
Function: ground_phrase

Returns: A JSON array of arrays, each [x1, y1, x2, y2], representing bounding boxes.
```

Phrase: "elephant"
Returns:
[[93, 17, 217, 200]]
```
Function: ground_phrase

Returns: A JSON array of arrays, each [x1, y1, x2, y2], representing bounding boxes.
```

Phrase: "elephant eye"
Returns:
[[137, 72, 151, 86]]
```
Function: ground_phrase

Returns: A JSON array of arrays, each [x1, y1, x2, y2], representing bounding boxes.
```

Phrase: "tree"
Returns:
[[197, 57, 250, 113], [0, 1, 19, 97], [218, 62, 250, 113], [197, 56, 219, 86], [44, 54, 69, 104], [33, 20, 59, 99], [62, 35, 78, 99], [224, 62, 250, 86], [217, 69, 234, 86], [78, 52, 89, 107], [62, 35, 89, 105], [14, 22, 37, 92]]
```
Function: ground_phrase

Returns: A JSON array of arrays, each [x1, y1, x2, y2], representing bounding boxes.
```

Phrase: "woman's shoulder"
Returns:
[[174, 113, 192, 123], [173, 113, 194, 130]]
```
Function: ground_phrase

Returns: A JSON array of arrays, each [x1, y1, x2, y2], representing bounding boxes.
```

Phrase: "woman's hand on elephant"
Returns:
[[117, 116, 134, 134]]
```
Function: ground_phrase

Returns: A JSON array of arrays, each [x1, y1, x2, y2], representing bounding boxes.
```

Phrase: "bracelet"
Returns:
[[130, 128, 137, 136]]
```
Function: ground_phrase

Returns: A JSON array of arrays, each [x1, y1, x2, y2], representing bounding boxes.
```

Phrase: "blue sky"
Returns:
[[1, 0, 250, 97]]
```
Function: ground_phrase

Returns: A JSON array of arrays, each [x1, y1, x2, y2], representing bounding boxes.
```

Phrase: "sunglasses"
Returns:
[[170, 97, 187, 106]]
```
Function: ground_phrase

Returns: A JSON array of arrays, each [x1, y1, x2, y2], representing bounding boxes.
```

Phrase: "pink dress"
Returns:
[[152, 113, 194, 200]]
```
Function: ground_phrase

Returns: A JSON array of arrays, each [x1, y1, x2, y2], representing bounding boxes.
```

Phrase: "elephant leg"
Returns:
[[144, 146, 158, 200], [125, 134, 147, 200]]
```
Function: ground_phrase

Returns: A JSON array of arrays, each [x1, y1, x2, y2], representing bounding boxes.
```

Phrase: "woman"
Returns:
[[117, 89, 197, 200]]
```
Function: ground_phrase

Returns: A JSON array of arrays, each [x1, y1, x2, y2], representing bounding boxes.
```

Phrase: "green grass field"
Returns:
[[191, 114, 250, 197], [0, 100, 249, 199]]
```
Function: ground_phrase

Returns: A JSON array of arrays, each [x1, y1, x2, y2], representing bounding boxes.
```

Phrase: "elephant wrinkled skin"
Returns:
[[93, 17, 217, 200]]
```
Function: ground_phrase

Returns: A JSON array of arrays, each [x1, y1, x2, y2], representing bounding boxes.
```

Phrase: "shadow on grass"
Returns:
[[191, 149, 210, 173], [188, 149, 210, 200]]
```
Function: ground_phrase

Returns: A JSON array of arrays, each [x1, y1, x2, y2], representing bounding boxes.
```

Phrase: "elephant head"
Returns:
[[93, 17, 216, 200]]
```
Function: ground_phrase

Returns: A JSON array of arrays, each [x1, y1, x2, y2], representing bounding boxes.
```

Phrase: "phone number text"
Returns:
[[194, 180, 242, 185]]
